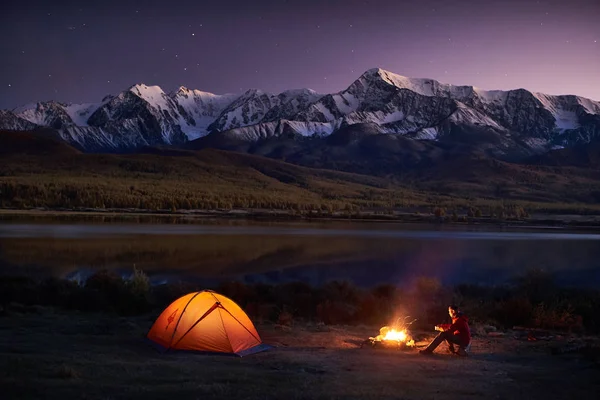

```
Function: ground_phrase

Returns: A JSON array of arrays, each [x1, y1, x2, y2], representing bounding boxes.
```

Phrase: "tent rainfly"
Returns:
[[147, 290, 269, 356]]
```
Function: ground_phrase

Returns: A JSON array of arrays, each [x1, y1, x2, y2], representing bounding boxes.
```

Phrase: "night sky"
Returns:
[[1, 0, 598, 109]]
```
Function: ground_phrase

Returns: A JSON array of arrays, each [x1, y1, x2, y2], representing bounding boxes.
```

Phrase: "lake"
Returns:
[[1, 217, 600, 288]]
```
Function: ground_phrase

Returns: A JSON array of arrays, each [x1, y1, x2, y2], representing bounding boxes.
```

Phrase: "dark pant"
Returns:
[[424, 331, 466, 353]]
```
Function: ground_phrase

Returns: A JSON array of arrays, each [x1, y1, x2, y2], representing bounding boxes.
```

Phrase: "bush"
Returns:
[[128, 267, 150, 298], [316, 300, 357, 324], [1, 271, 600, 333], [492, 297, 533, 328]]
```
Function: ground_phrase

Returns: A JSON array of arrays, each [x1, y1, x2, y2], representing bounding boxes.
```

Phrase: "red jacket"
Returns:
[[439, 312, 471, 345]]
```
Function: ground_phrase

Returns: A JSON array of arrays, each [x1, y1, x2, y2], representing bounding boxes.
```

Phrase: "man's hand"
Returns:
[[435, 325, 443, 332]]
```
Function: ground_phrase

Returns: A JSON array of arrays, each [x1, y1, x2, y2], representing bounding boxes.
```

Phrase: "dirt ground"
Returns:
[[1, 308, 599, 400]]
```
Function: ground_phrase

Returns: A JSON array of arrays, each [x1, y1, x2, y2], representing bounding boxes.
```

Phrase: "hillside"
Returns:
[[1, 129, 600, 214]]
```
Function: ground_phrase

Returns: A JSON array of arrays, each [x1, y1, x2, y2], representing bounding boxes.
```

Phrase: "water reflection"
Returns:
[[1, 222, 599, 288]]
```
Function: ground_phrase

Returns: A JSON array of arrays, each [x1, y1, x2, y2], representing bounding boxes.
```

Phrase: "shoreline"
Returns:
[[2, 207, 600, 230]]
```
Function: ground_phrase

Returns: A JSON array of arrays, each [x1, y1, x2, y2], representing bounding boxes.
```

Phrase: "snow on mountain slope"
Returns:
[[208, 88, 322, 132], [449, 103, 505, 130], [374, 68, 474, 100], [170, 87, 239, 140], [65, 103, 103, 127], [129, 84, 173, 111], [262, 88, 323, 122], [2, 67, 600, 154], [473, 88, 508, 104], [216, 119, 341, 142], [532, 93, 600, 132], [0, 110, 39, 131], [14, 101, 77, 130], [207, 89, 276, 132]]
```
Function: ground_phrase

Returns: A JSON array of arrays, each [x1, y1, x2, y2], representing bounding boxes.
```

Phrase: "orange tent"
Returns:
[[147, 291, 269, 356]]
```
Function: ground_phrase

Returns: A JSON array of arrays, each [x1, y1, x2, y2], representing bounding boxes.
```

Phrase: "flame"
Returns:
[[371, 325, 415, 347], [382, 329, 407, 342]]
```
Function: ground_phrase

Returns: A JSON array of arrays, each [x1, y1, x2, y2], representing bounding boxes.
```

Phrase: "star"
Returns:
[[107, 80, 111, 83], [184, 67, 187, 71], [48, 74, 52, 78], [8, 84, 11, 87], [192, 33, 195, 36], [595, 40, 597, 43]]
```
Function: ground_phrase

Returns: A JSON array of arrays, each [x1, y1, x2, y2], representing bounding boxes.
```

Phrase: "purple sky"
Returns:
[[1, 0, 598, 109]]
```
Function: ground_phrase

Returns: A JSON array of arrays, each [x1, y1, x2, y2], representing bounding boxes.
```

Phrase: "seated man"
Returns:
[[419, 304, 471, 356]]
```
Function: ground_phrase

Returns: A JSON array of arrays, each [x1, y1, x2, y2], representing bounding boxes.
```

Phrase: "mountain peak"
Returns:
[[364, 67, 393, 75], [279, 88, 319, 97], [175, 85, 189, 93], [359, 68, 476, 99], [241, 88, 268, 97], [128, 83, 165, 95]]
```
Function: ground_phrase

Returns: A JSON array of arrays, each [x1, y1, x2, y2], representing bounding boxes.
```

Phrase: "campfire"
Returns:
[[364, 317, 416, 350]]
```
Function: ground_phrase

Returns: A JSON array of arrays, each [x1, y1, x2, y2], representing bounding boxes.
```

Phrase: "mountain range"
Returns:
[[2, 68, 599, 159]]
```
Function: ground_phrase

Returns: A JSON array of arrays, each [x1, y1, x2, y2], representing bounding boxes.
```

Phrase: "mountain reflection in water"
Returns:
[[1, 221, 599, 288]]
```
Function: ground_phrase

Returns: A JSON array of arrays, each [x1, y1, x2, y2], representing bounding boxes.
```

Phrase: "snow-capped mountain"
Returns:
[[2, 68, 599, 155], [200, 68, 600, 157], [0, 110, 38, 131]]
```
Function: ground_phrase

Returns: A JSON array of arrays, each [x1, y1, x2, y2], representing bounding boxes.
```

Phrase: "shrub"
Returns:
[[128, 267, 150, 298], [316, 300, 357, 324], [492, 297, 533, 328]]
